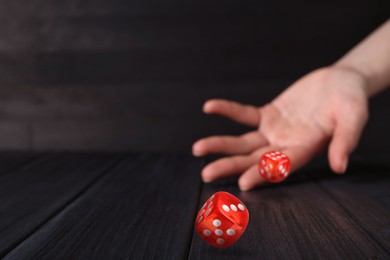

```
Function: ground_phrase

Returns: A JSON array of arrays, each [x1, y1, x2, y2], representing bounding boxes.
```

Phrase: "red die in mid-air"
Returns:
[[195, 192, 249, 248], [258, 151, 291, 183]]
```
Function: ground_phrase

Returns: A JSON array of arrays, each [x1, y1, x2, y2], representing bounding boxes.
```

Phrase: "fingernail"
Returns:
[[192, 143, 203, 157], [192, 149, 204, 157], [202, 178, 212, 183], [203, 101, 213, 113], [341, 158, 348, 173], [238, 179, 251, 191], [201, 169, 212, 183], [192, 149, 202, 157], [239, 185, 250, 192], [202, 174, 212, 183]]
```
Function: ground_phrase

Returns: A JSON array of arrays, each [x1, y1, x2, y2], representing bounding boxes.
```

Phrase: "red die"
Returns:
[[195, 192, 249, 248], [258, 151, 291, 183]]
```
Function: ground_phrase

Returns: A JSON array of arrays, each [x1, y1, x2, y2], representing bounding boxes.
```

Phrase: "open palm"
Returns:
[[193, 67, 369, 191]]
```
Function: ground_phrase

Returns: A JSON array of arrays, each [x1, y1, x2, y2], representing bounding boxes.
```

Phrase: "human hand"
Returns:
[[192, 66, 369, 191]]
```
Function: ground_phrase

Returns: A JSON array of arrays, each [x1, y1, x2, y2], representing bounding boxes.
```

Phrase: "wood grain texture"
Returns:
[[188, 165, 390, 259], [0, 123, 31, 149], [0, 152, 120, 257], [0, 0, 389, 151], [0, 80, 287, 151], [0, 152, 40, 174], [4, 154, 203, 259], [0, 152, 388, 259], [1, 1, 387, 53], [312, 159, 390, 253], [0, 84, 389, 153]]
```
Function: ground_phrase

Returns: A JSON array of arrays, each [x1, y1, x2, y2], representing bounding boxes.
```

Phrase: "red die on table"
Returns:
[[195, 191, 249, 248], [258, 151, 291, 183]]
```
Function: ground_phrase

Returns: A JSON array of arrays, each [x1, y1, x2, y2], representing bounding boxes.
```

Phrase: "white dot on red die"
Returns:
[[215, 229, 223, 236], [279, 165, 283, 171], [203, 229, 211, 236], [238, 204, 245, 211], [264, 166, 268, 172], [217, 238, 225, 245], [260, 169, 264, 175], [261, 160, 265, 165], [267, 173, 271, 178], [213, 219, 221, 227], [208, 201, 213, 208], [230, 204, 237, 211], [206, 208, 211, 216], [269, 164, 273, 169], [227, 229, 235, 236], [197, 216, 203, 223], [222, 204, 230, 212]]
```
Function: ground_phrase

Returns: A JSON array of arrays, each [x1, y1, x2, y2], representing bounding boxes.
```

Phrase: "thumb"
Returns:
[[328, 108, 368, 174]]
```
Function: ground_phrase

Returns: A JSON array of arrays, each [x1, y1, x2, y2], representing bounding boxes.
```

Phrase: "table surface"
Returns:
[[0, 152, 388, 259]]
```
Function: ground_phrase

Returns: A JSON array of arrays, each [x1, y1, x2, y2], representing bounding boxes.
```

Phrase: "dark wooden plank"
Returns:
[[312, 159, 390, 252], [0, 152, 120, 257], [0, 152, 41, 174], [0, 5, 388, 86], [0, 0, 389, 153], [188, 171, 389, 259], [0, 0, 388, 16], [0, 0, 388, 53], [0, 124, 30, 149], [0, 82, 290, 119], [0, 50, 328, 86], [1, 86, 390, 153], [4, 154, 203, 259]]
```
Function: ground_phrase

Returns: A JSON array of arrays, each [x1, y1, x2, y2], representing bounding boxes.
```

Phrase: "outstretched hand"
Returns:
[[192, 66, 369, 191]]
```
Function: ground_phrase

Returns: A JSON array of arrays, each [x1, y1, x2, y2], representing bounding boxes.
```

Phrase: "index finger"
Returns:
[[203, 99, 260, 127]]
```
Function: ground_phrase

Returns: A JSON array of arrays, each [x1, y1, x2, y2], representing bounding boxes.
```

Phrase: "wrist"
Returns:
[[330, 63, 373, 97], [332, 19, 390, 97]]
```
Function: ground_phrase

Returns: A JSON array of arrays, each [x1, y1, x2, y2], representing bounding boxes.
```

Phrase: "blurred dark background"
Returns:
[[0, 0, 389, 154]]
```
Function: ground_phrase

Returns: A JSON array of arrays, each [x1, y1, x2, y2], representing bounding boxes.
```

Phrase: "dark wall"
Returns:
[[0, 0, 389, 153]]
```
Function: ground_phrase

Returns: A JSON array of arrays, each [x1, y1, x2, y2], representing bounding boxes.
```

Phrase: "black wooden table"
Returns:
[[0, 152, 388, 259]]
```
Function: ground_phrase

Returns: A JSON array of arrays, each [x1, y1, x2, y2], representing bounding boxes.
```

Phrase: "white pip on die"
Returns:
[[258, 151, 291, 182], [195, 192, 249, 248]]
